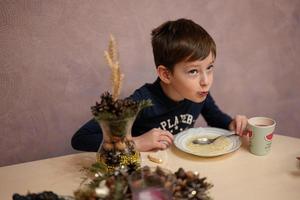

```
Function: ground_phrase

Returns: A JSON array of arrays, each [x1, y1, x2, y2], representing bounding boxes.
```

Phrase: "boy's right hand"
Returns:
[[133, 128, 174, 152]]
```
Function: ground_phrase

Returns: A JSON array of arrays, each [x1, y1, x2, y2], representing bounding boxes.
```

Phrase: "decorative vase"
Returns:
[[96, 116, 141, 173]]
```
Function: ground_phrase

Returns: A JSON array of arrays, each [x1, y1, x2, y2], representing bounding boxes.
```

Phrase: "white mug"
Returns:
[[247, 117, 276, 156]]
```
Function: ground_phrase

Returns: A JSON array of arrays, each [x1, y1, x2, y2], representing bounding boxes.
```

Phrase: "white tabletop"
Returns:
[[1, 134, 299, 200]]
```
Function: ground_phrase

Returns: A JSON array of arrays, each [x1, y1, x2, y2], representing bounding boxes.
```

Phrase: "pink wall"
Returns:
[[0, 0, 299, 166]]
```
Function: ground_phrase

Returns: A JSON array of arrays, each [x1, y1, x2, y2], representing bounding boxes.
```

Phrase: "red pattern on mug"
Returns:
[[265, 133, 273, 141]]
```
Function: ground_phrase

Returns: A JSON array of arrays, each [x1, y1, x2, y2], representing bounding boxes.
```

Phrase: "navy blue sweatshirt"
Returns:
[[71, 79, 232, 151]]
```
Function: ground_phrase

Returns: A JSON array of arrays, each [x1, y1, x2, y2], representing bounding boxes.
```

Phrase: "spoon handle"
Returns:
[[226, 133, 237, 137], [214, 133, 236, 141]]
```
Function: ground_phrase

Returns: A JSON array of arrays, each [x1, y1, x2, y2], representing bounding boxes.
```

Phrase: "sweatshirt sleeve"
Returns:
[[201, 93, 232, 129], [71, 118, 103, 152]]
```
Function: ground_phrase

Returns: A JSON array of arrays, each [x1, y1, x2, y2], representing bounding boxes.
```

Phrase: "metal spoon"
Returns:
[[192, 133, 237, 145]]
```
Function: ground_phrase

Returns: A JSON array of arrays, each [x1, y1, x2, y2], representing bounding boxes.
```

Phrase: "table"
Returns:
[[1, 134, 300, 200]]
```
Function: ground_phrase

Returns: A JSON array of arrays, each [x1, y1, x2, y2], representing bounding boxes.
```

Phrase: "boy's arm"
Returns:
[[201, 93, 232, 129], [133, 128, 173, 152], [71, 119, 103, 152]]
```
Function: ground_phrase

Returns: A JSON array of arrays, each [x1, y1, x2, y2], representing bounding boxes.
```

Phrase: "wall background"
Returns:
[[0, 0, 299, 166]]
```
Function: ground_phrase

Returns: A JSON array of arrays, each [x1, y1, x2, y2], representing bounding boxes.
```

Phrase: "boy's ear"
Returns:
[[157, 65, 171, 84]]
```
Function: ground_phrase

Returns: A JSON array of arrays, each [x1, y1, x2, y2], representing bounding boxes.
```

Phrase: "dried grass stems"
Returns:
[[104, 35, 124, 101], [92, 36, 152, 120]]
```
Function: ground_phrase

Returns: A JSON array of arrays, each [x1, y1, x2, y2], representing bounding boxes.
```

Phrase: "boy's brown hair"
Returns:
[[151, 18, 216, 71]]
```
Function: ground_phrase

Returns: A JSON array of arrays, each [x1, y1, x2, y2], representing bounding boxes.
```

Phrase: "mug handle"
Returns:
[[242, 130, 252, 137]]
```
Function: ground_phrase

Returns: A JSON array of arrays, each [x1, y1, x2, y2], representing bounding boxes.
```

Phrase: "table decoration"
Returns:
[[74, 163, 213, 200], [92, 35, 151, 173], [12, 165, 213, 200]]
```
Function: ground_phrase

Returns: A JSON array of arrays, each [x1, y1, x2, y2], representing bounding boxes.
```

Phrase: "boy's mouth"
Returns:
[[198, 91, 208, 96]]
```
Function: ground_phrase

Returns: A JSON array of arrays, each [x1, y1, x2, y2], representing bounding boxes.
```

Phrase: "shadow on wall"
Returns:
[[0, 0, 299, 166]]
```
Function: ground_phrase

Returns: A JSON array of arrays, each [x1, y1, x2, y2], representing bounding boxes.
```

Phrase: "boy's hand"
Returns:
[[228, 115, 248, 136], [133, 128, 174, 152]]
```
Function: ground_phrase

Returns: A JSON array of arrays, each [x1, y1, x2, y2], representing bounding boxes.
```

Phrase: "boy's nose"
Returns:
[[199, 73, 208, 86]]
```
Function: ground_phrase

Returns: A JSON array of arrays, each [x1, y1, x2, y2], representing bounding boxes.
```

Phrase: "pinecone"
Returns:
[[91, 92, 151, 120], [12, 191, 65, 200], [173, 168, 213, 200]]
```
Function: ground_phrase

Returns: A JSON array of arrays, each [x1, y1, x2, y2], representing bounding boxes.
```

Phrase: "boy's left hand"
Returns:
[[228, 115, 248, 136]]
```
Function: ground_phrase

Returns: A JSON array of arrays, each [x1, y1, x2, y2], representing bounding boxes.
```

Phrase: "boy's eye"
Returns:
[[188, 69, 198, 75], [207, 65, 214, 71]]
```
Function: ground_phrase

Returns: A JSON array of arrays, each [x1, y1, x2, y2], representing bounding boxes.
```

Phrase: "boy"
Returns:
[[71, 18, 248, 152]]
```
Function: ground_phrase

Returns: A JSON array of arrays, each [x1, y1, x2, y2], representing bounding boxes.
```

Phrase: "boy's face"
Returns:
[[167, 51, 214, 103]]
